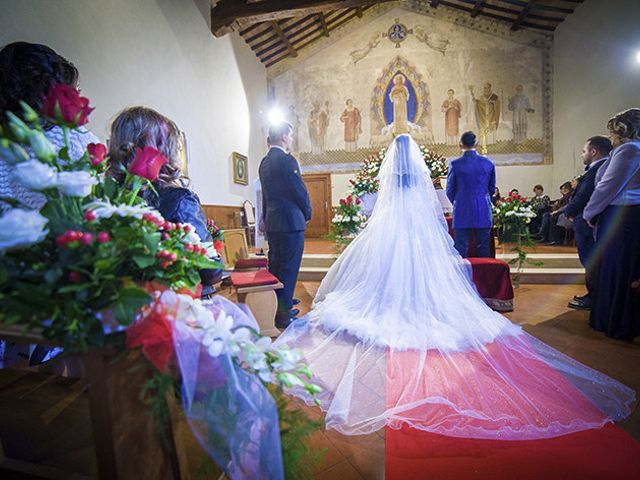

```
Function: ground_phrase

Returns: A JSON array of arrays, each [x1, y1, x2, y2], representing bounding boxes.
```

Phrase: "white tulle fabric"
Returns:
[[276, 134, 635, 440]]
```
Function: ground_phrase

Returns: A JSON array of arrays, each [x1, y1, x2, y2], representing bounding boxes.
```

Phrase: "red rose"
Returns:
[[126, 302, 174, 373], [214, 239, 224, 253], [340, 199, 346, 206], [87, 143, 107, 166], [129, 146, 167, 182], [41, 83, 94, 127]]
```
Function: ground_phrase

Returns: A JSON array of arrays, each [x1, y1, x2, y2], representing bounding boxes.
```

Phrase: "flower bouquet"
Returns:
[[419, 144, 448, 182], [492, 191, 540, 277], [326, 195, 367, 251], [0, 85, 322, 479], [0, 85, 218, 350]]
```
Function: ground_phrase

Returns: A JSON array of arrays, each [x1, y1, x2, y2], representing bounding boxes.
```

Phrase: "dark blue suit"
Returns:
[[565, 157, 606, 297], [259, 147, 311, 314], [446, 150, 496, 257]]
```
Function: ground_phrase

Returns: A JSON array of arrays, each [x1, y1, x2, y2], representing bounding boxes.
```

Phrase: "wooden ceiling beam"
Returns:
[[498, 0, 575, 15], [456, 0, 563, 23], [438, 0, 554, 31], [317, 12, 330, 36], [211, 0, 392, 36], [269, 20, 298, 58], [511, 0, 535, 31], [470, 1, 485, 18]]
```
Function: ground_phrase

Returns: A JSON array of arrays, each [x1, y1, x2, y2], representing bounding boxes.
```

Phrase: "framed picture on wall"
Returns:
[[232, 152, 248, 185]]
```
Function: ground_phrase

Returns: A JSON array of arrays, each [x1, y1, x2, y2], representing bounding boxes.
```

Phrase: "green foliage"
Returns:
[[269, 385, 325, 480]]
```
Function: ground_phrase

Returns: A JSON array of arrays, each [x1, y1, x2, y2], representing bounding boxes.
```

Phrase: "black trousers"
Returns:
[[267, 230, 305, 312]]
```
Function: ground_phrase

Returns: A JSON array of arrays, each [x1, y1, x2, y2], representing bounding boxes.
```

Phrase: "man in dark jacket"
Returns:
[[446, 131, 496, 258], [259, 122, 312, 327], [565, 135, 612, 309]]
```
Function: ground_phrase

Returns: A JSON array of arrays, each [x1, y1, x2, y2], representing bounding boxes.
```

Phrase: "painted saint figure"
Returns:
[[441, 88, 461, 145], [508, 84, 535, 143], [340, 99, 362, 152], [390, 74, 410, 135], [470, 82, 500, 145], [308, 101, 330, 154]]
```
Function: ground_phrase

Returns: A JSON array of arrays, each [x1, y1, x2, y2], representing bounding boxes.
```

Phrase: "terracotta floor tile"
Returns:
[[314, 459, 365, 480]]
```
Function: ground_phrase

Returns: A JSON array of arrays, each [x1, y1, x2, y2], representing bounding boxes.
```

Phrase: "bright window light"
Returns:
[[636, 50, 640, 64], [267, 107, 285, 126]]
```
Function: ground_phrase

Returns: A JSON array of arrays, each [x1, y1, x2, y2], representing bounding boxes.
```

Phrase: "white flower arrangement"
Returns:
[[85, 200, 160, 220], [156, 291, 321, 397]]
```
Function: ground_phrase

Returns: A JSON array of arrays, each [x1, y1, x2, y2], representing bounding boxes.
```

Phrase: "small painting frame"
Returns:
[[232, 152, 248, 185]]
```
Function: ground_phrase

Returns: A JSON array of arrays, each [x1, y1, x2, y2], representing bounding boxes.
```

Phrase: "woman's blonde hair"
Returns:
[[606, 108, 640, 143], [108, 106, 188, 188]]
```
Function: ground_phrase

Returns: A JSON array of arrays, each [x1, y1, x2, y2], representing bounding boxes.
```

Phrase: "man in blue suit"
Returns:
[[565, 135, 612, 310], [446, 131, 496, 258], [259, 122, 312, 327]]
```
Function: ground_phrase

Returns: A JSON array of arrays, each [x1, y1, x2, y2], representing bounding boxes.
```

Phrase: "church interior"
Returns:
[[0, 1, 639, 479]]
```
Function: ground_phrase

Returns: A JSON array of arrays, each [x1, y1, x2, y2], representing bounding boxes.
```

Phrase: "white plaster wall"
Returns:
[[553, 0, 640, 191], [0, 0, 269, 205]]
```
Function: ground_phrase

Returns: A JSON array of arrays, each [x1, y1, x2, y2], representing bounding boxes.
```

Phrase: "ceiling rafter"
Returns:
[[471, 1, 485, 18], [221, 0, 582, 68], [511, 0, 535, 31], [210, 0, 391, 36]]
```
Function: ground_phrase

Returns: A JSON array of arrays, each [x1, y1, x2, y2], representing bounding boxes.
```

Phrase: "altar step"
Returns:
[[299, 253, 585, 284]]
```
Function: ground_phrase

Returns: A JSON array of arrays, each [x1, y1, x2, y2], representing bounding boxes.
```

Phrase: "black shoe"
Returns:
[[573, 294, 589, 301], [288, 308, 300, 317], [292, 298, 301, 306], [568, 298, 591, 310], [544, 241, 559, 246], [275, 317, 294, 329]]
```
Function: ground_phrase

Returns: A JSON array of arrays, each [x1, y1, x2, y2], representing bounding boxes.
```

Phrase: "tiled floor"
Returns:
[[289, 281, 640, 480]]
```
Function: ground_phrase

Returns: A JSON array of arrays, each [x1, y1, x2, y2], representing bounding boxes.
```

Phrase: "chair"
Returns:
[[219, 228, 268, 271], [242, 200, 256, 248]]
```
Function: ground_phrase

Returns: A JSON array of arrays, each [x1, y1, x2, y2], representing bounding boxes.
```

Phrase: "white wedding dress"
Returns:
[[276, 134, 634, 440]]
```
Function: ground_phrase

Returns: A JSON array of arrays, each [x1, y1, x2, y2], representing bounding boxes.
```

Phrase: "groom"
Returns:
[[446, 131, 496, 258], [259, 122, 312, 328]]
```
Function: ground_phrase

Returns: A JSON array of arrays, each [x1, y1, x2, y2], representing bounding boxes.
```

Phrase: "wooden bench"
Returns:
[[230, 271, 283, 337]]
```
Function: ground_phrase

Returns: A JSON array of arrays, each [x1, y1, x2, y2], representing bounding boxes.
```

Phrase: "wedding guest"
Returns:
[[491, 186, 501, 205], [259, 122, 311, 327], [446, 131, 496, 258], [0, 41, 98, 213], [108, 106, 222, 298], [535, 181, 573, 245], [0, 41, 98, 367], [583, 109, 640, 340], [565, 136, 612, 310], [529, 184, 550, 233]]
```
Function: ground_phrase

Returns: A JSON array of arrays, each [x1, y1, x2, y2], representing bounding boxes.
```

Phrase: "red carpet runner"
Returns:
[[384, 346, 640, 479], [385, 423, 640, 479]]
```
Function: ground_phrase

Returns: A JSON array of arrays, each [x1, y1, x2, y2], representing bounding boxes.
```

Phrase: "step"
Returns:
[[301, 253, 583, 270], [298, 264, 586, 285]]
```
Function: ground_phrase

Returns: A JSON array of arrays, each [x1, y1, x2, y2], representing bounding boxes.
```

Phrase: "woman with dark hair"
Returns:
[[0, 41, 98, 212], [108, 106, 222, 298], [584, 108, 640, 340]]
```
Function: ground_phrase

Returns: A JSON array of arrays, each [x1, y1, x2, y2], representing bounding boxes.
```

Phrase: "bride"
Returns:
[[276, 134, 634, 440]]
